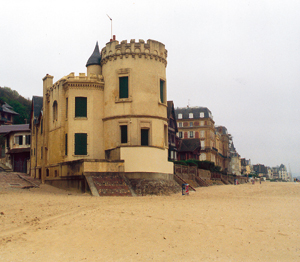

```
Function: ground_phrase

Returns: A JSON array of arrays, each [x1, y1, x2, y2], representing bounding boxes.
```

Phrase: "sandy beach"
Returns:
[[0, 181, 299, 261]]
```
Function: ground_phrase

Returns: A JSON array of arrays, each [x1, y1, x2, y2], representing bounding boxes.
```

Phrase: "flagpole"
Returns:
[[107, 14, 112, 40]]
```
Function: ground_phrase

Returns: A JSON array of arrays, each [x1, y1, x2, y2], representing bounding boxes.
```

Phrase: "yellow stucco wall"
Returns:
[[31, 39, 172, 180], [120, 147, 173, 173]]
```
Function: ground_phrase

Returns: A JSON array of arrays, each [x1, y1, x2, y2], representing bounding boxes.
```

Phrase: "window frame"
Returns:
[[74, 133, 88, 155], [119, 76, 129, 99], [141, 128, 149, 146], [53, 101, 58, 121], [75, 97, 87, 118], [25, 135, 31, 145], [65, 133, 68, 156], [159, 79, 166, 104], [120, 125, 128, 144]]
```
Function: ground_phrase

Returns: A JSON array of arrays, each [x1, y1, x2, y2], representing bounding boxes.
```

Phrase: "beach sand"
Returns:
[[0, 181, 299, 261]]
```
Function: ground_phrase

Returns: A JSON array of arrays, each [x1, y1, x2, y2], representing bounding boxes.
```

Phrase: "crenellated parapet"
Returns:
[[45, 72, 105, 98], [101, 39, 168, 67]]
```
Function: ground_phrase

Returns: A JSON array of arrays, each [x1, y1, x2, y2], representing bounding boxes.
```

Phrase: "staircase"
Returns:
[[221, 177, 229, 185], [85, 172, 132, 196], [174, 174, 196, 191], [195, 176, 209, 187], [0, 162, 12, 172]]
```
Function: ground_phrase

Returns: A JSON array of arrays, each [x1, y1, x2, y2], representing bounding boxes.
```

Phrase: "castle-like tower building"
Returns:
[[30, 39, 173, 187]]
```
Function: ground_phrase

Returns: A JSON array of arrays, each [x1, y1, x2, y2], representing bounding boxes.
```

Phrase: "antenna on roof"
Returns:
[[187, 99, 190, 108], [107, 14, 112, 40]]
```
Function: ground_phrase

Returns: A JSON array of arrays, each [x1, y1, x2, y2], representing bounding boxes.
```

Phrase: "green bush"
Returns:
[[173, 160, 188, 166]]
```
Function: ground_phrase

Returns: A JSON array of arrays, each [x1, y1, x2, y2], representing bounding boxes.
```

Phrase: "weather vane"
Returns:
[[107, 14, 112, 40]]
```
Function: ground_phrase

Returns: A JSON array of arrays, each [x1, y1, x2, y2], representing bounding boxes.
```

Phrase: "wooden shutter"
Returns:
[[65, 134, 68, 155], [141, 129, 149, 146], [120, 125, 127, 144], [75, 133, 87, 155], [119, 77, 128, 98], [160, 80, 164, 103], [75, 97, 87, 117]]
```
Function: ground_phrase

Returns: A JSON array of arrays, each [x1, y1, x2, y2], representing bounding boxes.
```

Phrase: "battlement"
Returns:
[[46, 72, 104, 95], [101, 39, 168, 66], [63, 72, 104, 82]]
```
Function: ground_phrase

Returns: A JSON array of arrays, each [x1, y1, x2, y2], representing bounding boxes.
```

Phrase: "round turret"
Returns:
[[101, 38, 169, 151]]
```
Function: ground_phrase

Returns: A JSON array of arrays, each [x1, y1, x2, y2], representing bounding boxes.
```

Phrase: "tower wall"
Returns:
[[101, 39, 172, 173]]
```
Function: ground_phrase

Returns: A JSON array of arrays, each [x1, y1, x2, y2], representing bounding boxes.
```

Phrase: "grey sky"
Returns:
[[1, 0, 299, 176]]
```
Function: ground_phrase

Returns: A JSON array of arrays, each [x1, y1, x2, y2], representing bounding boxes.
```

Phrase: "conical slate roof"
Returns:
[[86, 42, 101, 67]]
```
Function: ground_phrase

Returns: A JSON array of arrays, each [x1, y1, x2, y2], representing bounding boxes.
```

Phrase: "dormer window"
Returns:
[[189, 113, 193, 118], [178, 113, 182, 119], [200, 112, 204, 118]]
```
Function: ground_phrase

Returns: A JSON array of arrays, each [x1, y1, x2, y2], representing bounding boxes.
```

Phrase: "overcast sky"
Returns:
[[1, 0, 299, 176]]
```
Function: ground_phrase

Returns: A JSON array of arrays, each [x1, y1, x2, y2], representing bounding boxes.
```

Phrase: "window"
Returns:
[[75, 97, 87, 117], [25, 135, 31, 145], [200, 153, 206, 161], [41, 147, 43, 159], [119, 76, 129, 99], [53, 101, 58, 121], [178, 113, 182, 119], [200, 131, 205, 138], [190, 122, 193, 127], [171, 151, 174, 159], [15, 135, 23, 145], [178, 122, 182, 127], [189, 131, 194, 138], [141, 129, 149, 146], [65, 134, 68, 155], [178, 132, 182, 138], [66, 98, 68, 118], [200, 140, 205, 149], [75, 133, 87, 155], [200, 112, 204, 118], [41, 120, 43, 134], [160, 79, 165, 103], [120, 125, 128, 144], [189, 113, 193, 118]]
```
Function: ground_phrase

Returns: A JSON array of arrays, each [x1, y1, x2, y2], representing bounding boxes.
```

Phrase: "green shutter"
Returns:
[[141, 129, 149, 146], [120, 125, 127, 144], [119, 77, 128, 98], [75, 133, 87, 155], [160, 80, 164, 103], [75, 97, 87, 117], [65, 134, 68, 155]]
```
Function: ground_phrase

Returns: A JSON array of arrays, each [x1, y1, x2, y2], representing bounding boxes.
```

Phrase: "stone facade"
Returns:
[[30, 39, 173, 186], [175, 107, 230, 171]]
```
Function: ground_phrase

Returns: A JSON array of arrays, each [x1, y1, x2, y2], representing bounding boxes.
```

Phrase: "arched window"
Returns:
[[53, 101, 58, 121]]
